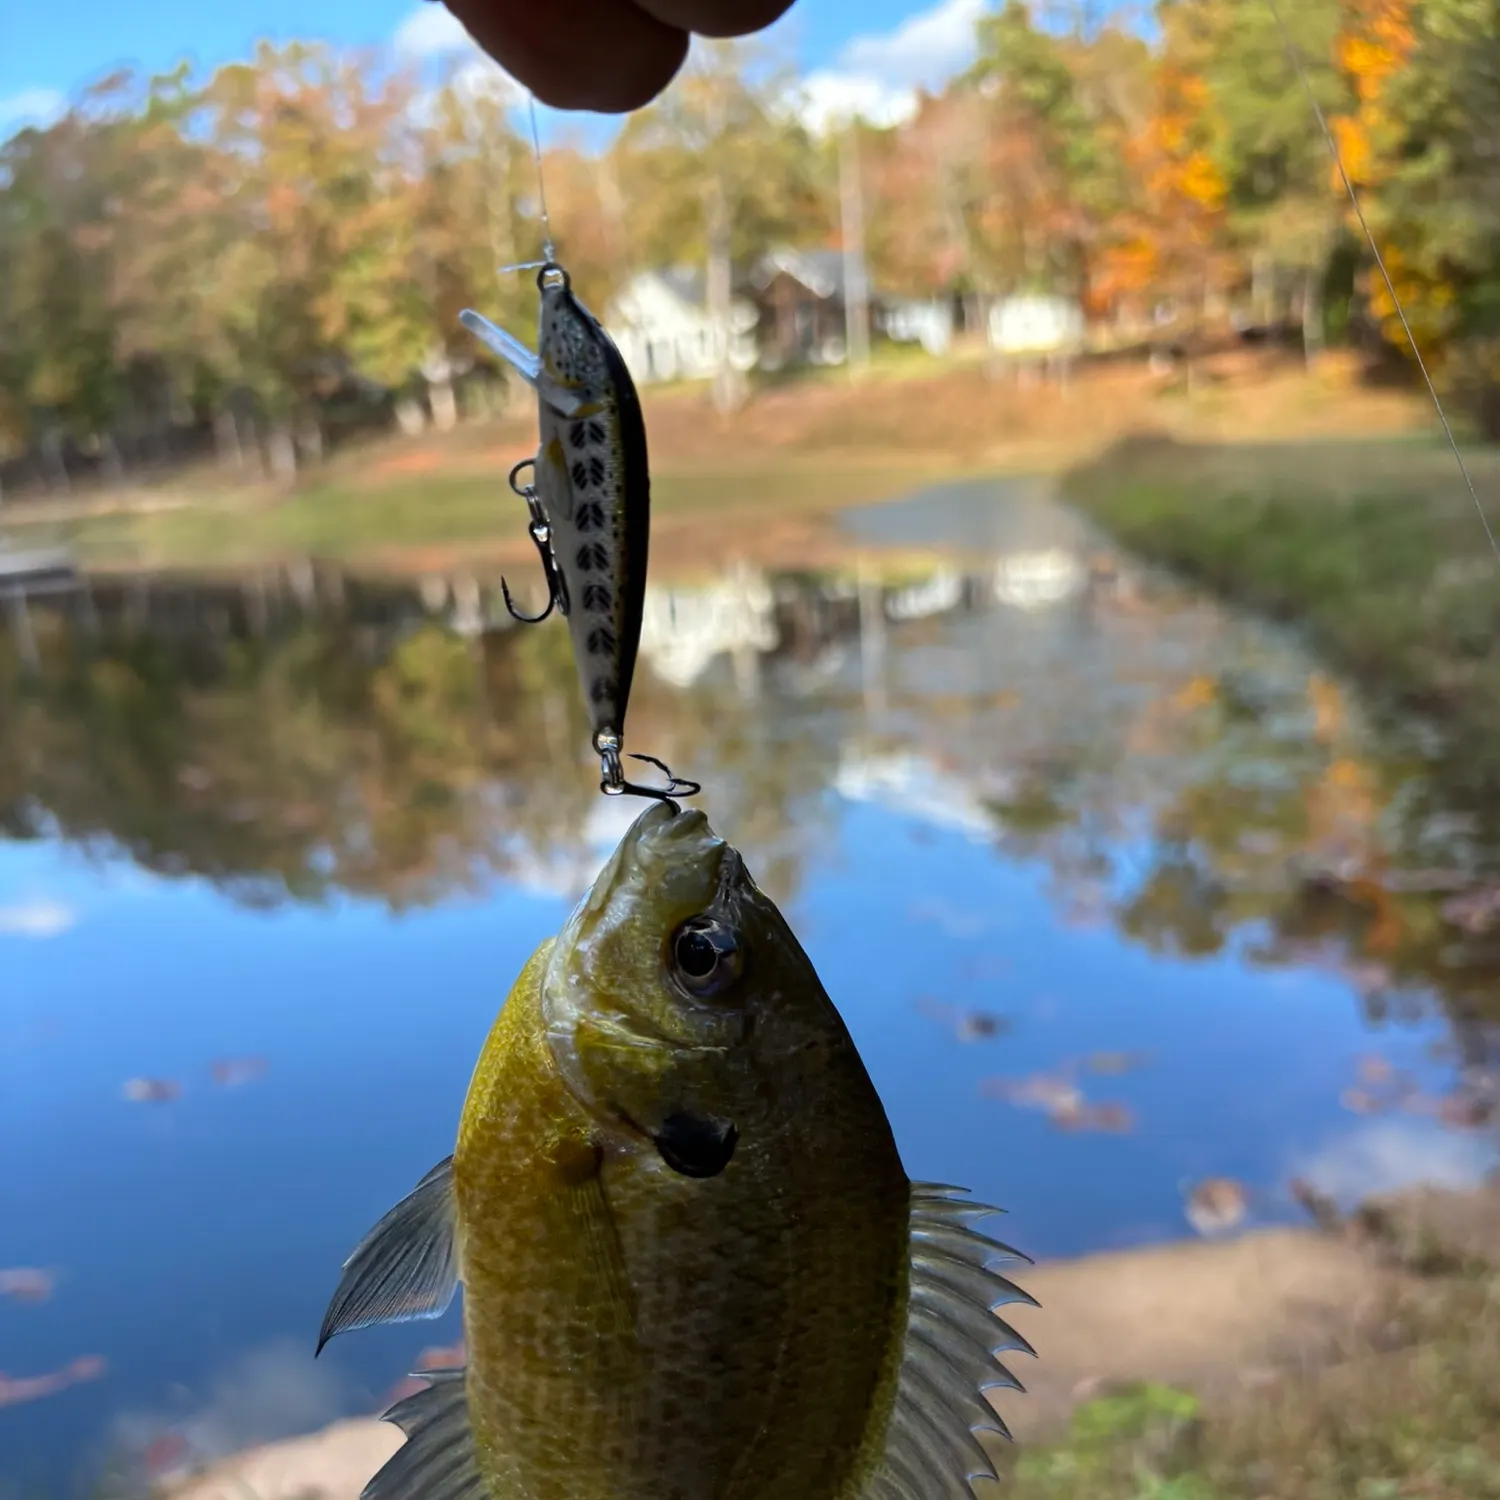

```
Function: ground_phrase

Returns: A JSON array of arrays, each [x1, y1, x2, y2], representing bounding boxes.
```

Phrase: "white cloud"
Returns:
[[795, 0, 985, 132], [0, 898, 77, 939], [797, 72, 917, 134], [449, 56, 523, 109], [0, 87, 66, 133], [393, 5, 522, 125], [393, 3, 477, 58], [1291, 1119, 1496, 1210], [842, 0, 988, 87]]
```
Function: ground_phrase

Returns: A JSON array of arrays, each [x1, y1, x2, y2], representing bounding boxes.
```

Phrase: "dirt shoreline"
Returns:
[[163, 1179, 1497, 1500]]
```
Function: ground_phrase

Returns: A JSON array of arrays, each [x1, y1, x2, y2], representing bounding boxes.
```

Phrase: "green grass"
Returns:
[[11, 460, 947, 575], [999, 1269, 1500, 1500], [1061, 433, 1500, 804]]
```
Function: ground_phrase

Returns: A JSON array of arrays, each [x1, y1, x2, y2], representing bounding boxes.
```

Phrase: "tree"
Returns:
[[612, 39, 824, 408]]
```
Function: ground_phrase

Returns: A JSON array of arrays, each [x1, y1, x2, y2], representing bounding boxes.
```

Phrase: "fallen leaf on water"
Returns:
[[122, 1078, 181, 1104], [956, 1011, 1009, 1043], [209, 1056, 267, 1088], [0, 1268, 55, 1303], [1085, 1050, 1154, 1077], [1050, 1100, 1137, 1135], [0, 1355, 106, 1408], [1084, 1102, 1138, 1134], [1440, 1094, 1495, 1130], [1184, 1178, 1248, 1237], [141, 1432, 189, 1482], [982, 1073, 1083, 1115]]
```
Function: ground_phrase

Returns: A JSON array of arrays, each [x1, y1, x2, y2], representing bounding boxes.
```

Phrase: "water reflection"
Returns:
[[4, 481, 1500, 1492], [6, 499, 1500, 1051]]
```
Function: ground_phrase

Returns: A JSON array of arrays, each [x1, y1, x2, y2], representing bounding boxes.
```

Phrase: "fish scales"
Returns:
[[319, 804, 1032, 1500], [456, 957, 908, 1500]]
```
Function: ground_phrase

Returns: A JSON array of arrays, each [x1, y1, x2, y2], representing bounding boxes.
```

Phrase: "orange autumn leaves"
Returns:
[[1092, 66, 1227, 321], [1328, 0, 1452, 351]]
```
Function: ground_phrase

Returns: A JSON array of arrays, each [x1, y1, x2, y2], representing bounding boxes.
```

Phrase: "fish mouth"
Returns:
[[578, 800, 725, 922]]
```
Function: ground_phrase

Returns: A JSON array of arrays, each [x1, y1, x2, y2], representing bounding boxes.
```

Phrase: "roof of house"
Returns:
[[750, 247, 847, 300], [655, 266, 708, 308]]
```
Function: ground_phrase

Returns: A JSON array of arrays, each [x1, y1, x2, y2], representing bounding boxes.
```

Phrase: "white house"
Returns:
[[987, 295, 1086, 358], [878, 298, 954, 357], [606, 269, 758, 387], [638, 563, 779, 689]]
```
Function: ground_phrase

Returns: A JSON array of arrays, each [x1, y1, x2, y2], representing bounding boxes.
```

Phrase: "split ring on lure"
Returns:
[[460, 263, 700, 805]]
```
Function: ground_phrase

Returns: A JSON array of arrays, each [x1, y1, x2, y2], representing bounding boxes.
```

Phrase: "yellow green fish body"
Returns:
[[319, 802, 1033, 1500]]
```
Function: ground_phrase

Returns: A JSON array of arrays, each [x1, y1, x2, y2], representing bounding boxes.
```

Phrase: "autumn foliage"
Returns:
[[2, 0, 1498, 486]]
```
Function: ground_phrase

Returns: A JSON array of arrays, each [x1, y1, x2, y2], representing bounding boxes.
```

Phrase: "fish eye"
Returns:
[[669, 917, 743, 996]]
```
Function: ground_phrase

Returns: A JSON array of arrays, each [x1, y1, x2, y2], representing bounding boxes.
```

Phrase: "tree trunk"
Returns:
[[296, 418, 324, 466], [214, 410, 244, 472], [41, 430, 70, 496], [394, 397, 427, 436], [1302, 266, 1325, 369], [429, 377, 458, 432], [100, 432, 125, 487], [1251, 250, 1273, 326], [704, 175, 744, 414], [838, 126, 871, 375], [267, 423, 297, 481]]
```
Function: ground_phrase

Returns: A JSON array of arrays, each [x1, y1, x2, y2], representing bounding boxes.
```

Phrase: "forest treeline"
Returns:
[[2, 0, 1497, 492]]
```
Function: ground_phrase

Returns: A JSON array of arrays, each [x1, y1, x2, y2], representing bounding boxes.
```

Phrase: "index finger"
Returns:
[[635, 0, 796, 36], [443, 0, 689, 113]]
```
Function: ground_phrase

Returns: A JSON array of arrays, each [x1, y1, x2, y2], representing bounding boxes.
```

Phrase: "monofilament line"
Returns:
[[1266, 0, 1500, 567], [527, 95, 556, 265]]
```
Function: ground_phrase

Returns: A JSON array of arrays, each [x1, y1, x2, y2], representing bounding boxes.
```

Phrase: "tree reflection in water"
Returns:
[[3, 550, 1500, 1088]]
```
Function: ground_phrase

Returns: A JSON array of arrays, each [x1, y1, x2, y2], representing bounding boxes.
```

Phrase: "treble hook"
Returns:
[[502, 457, 569, 624], [596, 737, 702, 806]]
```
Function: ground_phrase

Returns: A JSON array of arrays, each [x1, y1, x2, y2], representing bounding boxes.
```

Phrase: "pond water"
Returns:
[[3, 476, 1498, 1495]]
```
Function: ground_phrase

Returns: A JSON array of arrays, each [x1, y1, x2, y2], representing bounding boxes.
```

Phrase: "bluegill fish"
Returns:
[[461, 264, 647, 780], [318, 801, 1034, 1500]]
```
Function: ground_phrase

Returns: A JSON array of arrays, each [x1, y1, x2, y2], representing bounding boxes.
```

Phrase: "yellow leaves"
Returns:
[[1329, 113, 1372, 188], [1308, 673, 1344, 743], [1178, 151, 1226, 212], [1325, 756, 1373, 795], [1170, 674, 1218, 714]]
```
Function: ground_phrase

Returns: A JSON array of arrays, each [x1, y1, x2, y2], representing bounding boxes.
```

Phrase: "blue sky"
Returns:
[[1, 0, 991, 139]]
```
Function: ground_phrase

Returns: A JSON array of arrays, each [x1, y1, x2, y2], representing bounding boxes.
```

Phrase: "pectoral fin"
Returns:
[[860, 1183, 1036, 1500], [557, 1142, 637, 1350], [317, 1156, 460, 1354], [363, 1369, 485, 1500], [459, 310, 586, 417]]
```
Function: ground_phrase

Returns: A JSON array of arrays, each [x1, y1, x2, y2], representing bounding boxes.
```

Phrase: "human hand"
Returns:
[[442, 0, 797, 113]]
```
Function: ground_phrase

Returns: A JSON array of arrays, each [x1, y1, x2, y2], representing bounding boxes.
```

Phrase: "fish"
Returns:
[[318, 800, 1034, 1500], [461, 264, 648, 783]]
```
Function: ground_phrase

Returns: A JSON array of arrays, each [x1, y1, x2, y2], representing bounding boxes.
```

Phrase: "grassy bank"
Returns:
[[2, 352, 1440, 578], [1063, 433, 1500, 805], [1003, 1245, 1500, 1500]]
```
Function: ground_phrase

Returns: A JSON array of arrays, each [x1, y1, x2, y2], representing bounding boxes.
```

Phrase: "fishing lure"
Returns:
[[461, 264, 698, 804]]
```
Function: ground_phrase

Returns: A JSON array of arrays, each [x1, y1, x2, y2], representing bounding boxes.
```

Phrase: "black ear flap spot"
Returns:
[[652, 1112, 739, 1179]]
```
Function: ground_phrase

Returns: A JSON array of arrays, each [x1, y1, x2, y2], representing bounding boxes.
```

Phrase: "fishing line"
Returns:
[[527, 95, 556, 265], [1266, 0, 1500, 567]]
